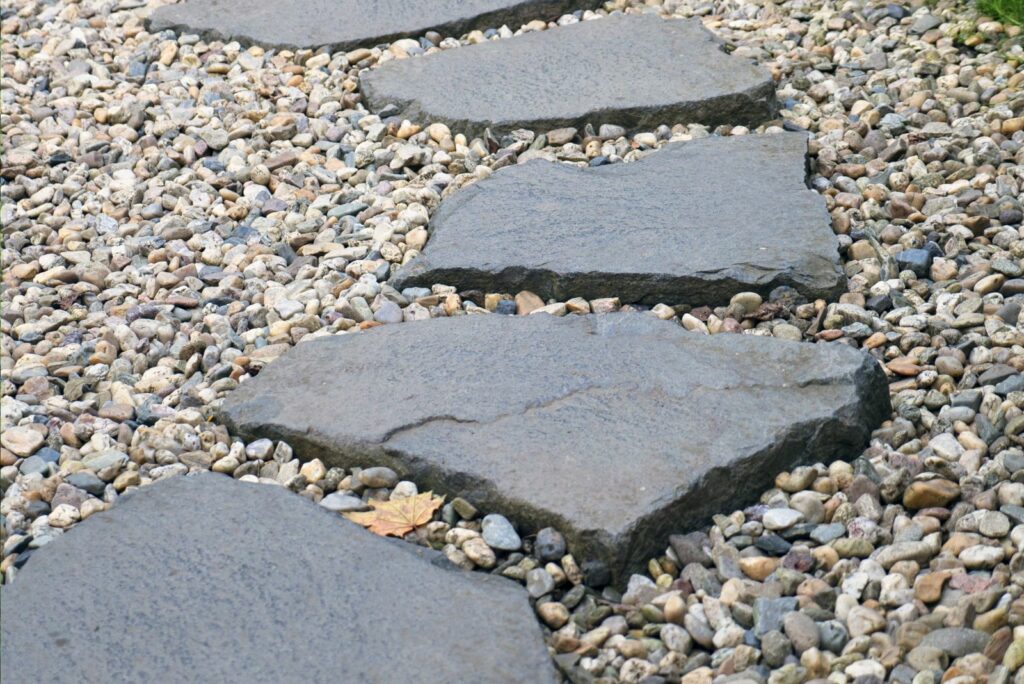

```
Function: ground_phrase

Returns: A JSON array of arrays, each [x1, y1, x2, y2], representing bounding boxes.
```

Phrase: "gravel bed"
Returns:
[[2, 0, 1023, 682]]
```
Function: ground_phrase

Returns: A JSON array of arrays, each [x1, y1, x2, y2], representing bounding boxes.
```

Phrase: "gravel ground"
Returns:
[[2, 0, 1023, 682]]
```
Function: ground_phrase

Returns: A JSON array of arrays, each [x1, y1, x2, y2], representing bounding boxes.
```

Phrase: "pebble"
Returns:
[[903, 480, 960, 509], [525, 568, 555, 598], [319, 492, 370, 513], [481, 514, 521, 551], [1, 427, 44, 458], [919, 628, 991, 658], [357, 467, 399, 489], [533, 527, 566, 562], [762, 508, 804, 530]]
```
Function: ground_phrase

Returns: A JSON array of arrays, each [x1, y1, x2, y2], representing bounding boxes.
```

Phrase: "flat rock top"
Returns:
[[360, 15, 776, 136], [0, 473, 556, 684], [393, 133, 843, 304], [148, 0, 595, 51], [221, 314, 889, 579]]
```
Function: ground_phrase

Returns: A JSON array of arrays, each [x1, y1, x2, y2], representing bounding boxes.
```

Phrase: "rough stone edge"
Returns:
[[220, 331, 889, 583], [0, 471, 558, 683], [146, 0, 606, 52], [391, 135, 845, 304], [358, 18, 778, 137]]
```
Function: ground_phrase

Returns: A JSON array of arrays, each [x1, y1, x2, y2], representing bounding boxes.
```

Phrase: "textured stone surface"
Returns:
[[360, 15, 776, 137], [392, 133, 843, 303], [0, 473, 556, 684], [148, 0, 598, 51], [221, 314, 889, 580]]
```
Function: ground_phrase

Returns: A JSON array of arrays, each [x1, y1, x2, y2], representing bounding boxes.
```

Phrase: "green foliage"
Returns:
[[977, 0, 1024, 26]]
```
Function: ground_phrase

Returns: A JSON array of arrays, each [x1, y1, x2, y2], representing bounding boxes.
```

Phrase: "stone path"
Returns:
[[360, 15, 776, 137], [0, 473, 557, 683], [148, 0, 600, 51], [221, 313, 889, 580], [392, 133, 844, 304], [4, 1, 942, 681]]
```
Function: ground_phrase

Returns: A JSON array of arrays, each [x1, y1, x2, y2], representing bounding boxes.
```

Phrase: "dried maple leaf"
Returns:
[[344, 491, 445, 538]]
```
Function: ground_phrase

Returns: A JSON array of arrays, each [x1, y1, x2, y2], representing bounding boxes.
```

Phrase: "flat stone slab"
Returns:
[[393, 133, 844, 304], [360, 15, 777, 136], [0, 473, 556, 684], [221, 314, 889, 581], [148, 0, 598, 51]]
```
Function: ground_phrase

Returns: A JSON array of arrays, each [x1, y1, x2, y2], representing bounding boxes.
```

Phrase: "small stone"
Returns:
[[846, 606, 885, 637], [914, 571, 951, 602], [65, 471, 106, 497], [664, 594, 686, 625], [462, 536, 497, 569], [762, 630, 793, 667], [833, 537, 873, 558], [846, 659, 886, 680], [525, 568, 555, 598], [894, 249, 933, 277], [661, 623, 693, 654], [18, 456, 49, 476], [960, 545, 1004, 569], [783, 612, 820, 654], [82, 450, 128, 475], [450, 497, 478, 520], [373, 300, 403, 324], [113, 470, 141, 492], [481, 514, 521, 551], [904, 479, 960, 509], [977, 511, 1010, 538], [919, 628, 990, 658], [318, 492, 370, 513], [811, 523, 846, 544], [763, 508, 804, 530], [754, 597, 798, 636], [299, 459, 326, 483], [740, 556, 778, 581], [514, 291, 545, 315], [534, 527, 566, 562], [730, 292, 763, 315], [357, 467, 398, 489], [1004, 640, 1024, 671], [875, 541, 934, 569], [48, 503, 81, 528], [1, 426, 44, 457], [536, 602, 569, 629]]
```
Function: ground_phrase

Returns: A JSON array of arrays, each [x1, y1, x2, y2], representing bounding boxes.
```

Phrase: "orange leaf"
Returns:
[[344, 491, 445, 538]]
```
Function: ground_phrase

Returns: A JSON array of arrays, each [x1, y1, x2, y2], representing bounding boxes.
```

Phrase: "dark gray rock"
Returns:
[[220, 313, 889, 581], [534, 527, 567, 562], [754, 597, 798, 637], [64, 471, 106, 497], [148, 0, 598, 51], [919, 628, 990, 658], [0, 473, 556, 684], [895, 248, 933, 277], [360, 15, 776, 137], [392, 133, 843, 304], [818, 620, 849, 653]]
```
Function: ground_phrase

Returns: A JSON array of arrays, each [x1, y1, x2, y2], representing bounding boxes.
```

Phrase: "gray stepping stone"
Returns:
[[393, 133, 843, 304], [0, 473, 556, 684], [360, 15, 776, 137], [148, 0, 598, 51], [220, 314, 889, 581]]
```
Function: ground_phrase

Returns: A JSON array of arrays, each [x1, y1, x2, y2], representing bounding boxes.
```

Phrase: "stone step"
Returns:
[[0, 473, 557, 683], [393, 133, 844, 304], [147, 0, 599, 52], [220, 314, 890, 582], [360, 15, 776, 137]]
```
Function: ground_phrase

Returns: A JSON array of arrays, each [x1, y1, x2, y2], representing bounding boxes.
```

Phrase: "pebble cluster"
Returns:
[[1, 0, 1022, 681]]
